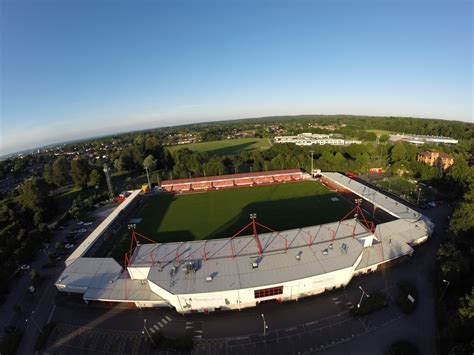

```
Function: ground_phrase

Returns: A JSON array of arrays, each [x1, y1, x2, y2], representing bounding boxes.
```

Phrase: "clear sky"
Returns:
[[0, 0, 472, 155]]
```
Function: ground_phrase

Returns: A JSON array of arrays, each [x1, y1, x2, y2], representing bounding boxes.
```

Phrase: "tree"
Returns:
[[390, 143, 407, 163], [88, 169, 104, 187], [18, 177, 54, 219], [437, 242, 464, 275], [29, 269, 40, 282], [51, 157, 71, 186], [42, 164, 54, 185], [70, 158, 90, 188], [143, 155, 157, 171], [458, 287, 474, 320]]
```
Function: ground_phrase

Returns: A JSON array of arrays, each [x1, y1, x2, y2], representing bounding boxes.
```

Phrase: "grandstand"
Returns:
[[55, 169, 434, 313], [161, 169, 307, 192]]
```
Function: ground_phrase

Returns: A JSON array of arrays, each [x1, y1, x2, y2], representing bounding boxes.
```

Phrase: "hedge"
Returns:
[[35, 322, 56, 350], [350, 291, 388, 316], [395, 281, 418, 314], [149, 331, 194, 351]]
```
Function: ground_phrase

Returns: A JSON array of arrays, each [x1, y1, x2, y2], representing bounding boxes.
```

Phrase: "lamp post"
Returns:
[[438, 279, 450, 303], [310, 150, 314, 177], [145, 166, 151, 191], [357, 286, 370, 309], [416, 187, 422, 206], [261, 313, 268, 338], [142, 319, 156, 347]]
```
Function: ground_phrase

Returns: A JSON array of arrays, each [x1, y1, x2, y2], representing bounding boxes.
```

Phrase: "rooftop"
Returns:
[[131, 220, 372, 294], [321, 172, 423, 221]]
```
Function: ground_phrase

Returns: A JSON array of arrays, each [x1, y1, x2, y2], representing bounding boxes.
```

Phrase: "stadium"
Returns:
[[55, 169, 434, 313]]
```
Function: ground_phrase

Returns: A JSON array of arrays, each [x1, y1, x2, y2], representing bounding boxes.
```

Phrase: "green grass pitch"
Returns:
[[166, 138, 272, 156], [110, 181, 353, 260]]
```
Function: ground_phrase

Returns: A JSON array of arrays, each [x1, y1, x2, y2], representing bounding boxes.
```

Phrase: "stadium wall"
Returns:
[[147, 253, 363, 313]]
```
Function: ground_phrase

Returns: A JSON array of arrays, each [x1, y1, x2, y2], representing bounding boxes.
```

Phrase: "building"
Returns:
[[274, 133, 361, 146], [55, 170, 434, 313], [389, 134, 458, 145], [417, 151, 454, 170]]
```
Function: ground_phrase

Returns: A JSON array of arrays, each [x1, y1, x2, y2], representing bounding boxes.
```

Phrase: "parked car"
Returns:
[[78, 228, 87, 233], [27, 285, 35, 293], [64, 243, 75, 249], [83, 221, 93, 226], [77, 220, 84, 225], [20, 264, 30, 271]]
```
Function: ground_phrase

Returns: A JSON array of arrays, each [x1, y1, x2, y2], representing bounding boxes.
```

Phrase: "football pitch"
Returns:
[[110, 181, 353, 260]]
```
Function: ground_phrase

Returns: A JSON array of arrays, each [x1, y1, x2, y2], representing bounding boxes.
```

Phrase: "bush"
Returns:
[[34, 322, 56, 350], [396, 281, 418, 314], [149, 331, 194, 351], [0, 330, 23, 355], [388, 340, 419, 355], [350, 291, 388, 316]]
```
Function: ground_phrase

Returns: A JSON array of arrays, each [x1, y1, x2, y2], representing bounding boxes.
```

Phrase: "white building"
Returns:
[[55, 172, 433, 313], [389, 134, 458, 145], [274, 133, 361, 146]]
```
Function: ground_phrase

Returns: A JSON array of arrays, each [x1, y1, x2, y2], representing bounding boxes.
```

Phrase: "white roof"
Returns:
[[321, 172, 423, 220], [83, 278, 165, 302], [56, 257, 123, 292], [134, 221, 372, 294], [66, 190, 141, 266]]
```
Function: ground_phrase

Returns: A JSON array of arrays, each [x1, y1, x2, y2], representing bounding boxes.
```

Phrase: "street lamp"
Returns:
[[145, 166, 151, 191], [261, 313, 268, 338], [357, 286, 370, 309], [438, 279, 450, 303], [416, 187, 422, 206], [141, 318, 156, 347]]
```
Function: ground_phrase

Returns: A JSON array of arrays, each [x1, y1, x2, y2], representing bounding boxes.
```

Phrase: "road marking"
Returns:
[[157, 321, 164, 327], [161, 318, 168, 325], [149, 327, 155, 333], [47, 304, 57, 323], [165, 316, 172, 321], [186, 325, 193, 329], [153, 324, 160, 330]]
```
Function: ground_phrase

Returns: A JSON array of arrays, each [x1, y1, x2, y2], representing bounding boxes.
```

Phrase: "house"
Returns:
[[417, 151, 454, 170]]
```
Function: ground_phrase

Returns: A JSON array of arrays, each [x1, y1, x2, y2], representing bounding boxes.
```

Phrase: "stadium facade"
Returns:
[[55, 170, 434, 313]]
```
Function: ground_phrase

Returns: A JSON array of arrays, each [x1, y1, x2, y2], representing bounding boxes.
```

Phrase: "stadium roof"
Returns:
[[83, 278, 165, 303], [161, 168, 304, 185], [56, 258, 122, 292], [132, 220, 372, 294], [66, 189, 141, 266], [321, 172, 423, 221]]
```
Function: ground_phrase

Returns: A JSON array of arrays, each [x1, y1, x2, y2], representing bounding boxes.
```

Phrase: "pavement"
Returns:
[[1, 199, 450, 355]]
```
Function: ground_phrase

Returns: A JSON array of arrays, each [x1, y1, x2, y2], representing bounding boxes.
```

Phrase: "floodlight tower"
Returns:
[[103, 164, 114, 200], [249, 213, 262, 254]]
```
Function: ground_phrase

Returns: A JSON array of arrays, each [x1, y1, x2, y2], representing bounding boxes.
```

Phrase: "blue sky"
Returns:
[[0, 0, 472, 155]]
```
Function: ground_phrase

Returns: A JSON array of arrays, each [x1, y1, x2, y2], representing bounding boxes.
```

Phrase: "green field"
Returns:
[[109, 181, 353, 260], [166, 138, 272, 156]]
